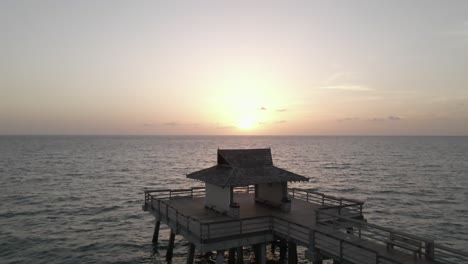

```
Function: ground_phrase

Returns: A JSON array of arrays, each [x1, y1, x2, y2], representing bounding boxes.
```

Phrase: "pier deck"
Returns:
[[143, 187, 468, 264]]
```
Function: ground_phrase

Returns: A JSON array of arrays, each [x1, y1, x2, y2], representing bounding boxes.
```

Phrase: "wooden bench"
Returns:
[[386, 233, 423, 259]]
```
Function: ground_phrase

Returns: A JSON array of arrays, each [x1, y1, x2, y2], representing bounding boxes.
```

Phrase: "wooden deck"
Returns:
[[143, 187, 468, 264]]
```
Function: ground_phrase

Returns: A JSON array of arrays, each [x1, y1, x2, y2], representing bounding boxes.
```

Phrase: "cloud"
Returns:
[[445, 21, 468, 37], [275, 120, 287, 124], [336, 116, 402, 122], [216, 125, 235, 129], [442, 21, 468, 44], [337, 117, 360, 122], [320, 85, 374, 91], [369, 116, 402, 122], [163, 122, 180, 126], [276, 109, 287, 112], [147, 122, 201, 127], [259, 106, 267, 111], [387, 116, 401, 121]]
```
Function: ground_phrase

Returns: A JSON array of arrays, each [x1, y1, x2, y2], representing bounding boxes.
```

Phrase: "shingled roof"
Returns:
[[187, 148, 308, 187]]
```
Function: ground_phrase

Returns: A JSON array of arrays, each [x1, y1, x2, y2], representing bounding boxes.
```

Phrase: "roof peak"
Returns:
[[217, 148, 273, 168]]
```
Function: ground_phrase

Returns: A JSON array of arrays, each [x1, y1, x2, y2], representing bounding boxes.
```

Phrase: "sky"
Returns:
[[1, 1, 468, 135]]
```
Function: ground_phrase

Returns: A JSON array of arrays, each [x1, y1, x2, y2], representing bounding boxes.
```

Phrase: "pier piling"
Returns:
[[258, 243, 266, 264], [187, 243, 195, 264], [228, 248, 236, 264], [216, 250, 225, 264], [152, 220, 160, 244], [288, 241, 297, 264], [166, 231, 175, 262], [279, 239, 287, 262], [236, 247, 244, 264]]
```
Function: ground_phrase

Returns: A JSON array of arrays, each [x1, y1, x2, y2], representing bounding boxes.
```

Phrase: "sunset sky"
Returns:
[[1, 1, 468, 135]]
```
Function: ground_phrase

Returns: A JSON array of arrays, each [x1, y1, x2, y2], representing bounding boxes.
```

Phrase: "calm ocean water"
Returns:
[[0, 136, 467, 263]]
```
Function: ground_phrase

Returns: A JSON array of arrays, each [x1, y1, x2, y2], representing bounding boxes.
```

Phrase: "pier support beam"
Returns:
[[305, 248, 321, 264], [236, 247, 244, 264], [216, 250, 225, 264], [187, 243, 195, 264], [279, 239, 287, 263], [258, 243, 266, 264], [254, 243, 266, 264], [152, 220, 160, 244], [307, 231, 321, 264], [166, 231, 175, 262], [271, 240, 277, 255], [228, 248, 236, 264], [288, 241, 297, 264]]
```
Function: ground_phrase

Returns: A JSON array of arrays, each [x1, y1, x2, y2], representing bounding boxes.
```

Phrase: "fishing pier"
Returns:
[[142, 149, 468, 264]]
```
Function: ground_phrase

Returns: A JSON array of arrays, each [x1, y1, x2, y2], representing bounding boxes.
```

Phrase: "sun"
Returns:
[[238, 116, 255, 130]]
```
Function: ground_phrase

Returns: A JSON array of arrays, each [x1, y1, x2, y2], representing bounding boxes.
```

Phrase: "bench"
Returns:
[[386, 233, 423, 259]]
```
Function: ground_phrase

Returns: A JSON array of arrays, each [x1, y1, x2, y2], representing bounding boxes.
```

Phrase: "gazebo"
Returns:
[[187, 148, 308, 217]]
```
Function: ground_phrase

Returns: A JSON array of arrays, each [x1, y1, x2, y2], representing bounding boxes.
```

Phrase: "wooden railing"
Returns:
[[434, 244, 468, 264], [144, 187, 205, 203], [316, 210, 435, 260], [200, 216, 272, 240], [198, 215, 402, 264], [290, 188, 364, 218], [145, 191, 203, 236], [315, 210, 468, 263]]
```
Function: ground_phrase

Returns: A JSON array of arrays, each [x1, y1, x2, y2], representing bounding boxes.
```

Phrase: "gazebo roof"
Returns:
[[187, 148, 308, 187]]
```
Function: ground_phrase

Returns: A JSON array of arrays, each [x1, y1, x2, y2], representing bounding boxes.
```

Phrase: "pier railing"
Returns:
[[434, 244, 468, 264], [316, 210, 468, 263], [145, 190, 203, 236], [197, 215, 402, 264], [290, 188, 364, 219], [144, 187, 205, 202]]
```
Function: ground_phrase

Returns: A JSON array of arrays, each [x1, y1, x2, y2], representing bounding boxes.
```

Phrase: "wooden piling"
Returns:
[[279, 239, 287, 263], [228, 248, 236, 264], [288, 241, 297, 264], [254, 244, 260, 262], [216, 250, 225, 264], [152, 220, 160, 244], [236, 247, 244, 264], [187, 243, 195, 264], [257, 243, 266, 264], [166, 231, 175, 262]]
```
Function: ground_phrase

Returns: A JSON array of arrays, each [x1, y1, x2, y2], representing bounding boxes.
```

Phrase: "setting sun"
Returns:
[[238, 116, 255, 130]]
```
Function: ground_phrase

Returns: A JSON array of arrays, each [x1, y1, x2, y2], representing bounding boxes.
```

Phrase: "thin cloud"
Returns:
[[369, 116, 402, 122], [276, 109, 287, 112], [259, 107, 267, 111], [444, 21, 468, 38], [337, 116, 402, 122], [388, 116, 401, 121], [337, 117, 360, 122], [163, 122, 180, 126], [275, 120, 287, 124], [216, 125, 235, 129], [320, 85, 374, 91]]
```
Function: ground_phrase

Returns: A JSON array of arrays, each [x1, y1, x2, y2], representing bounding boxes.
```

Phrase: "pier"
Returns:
[[142, 149, 468, 263]]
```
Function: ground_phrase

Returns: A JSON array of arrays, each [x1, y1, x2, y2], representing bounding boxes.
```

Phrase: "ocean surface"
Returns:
[[0, 136, 467, 263]]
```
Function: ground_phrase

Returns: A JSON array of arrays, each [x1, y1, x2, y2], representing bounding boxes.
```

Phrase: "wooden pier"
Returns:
[[142, 149, 467, 264], [143, 187, 468, 264]]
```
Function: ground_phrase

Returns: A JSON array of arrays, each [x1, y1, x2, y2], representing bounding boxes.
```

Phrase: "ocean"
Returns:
[[0, 136, 467, 263]]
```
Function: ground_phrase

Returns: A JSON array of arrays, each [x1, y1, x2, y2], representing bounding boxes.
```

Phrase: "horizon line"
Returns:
[[1, 134, 467, 137]]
